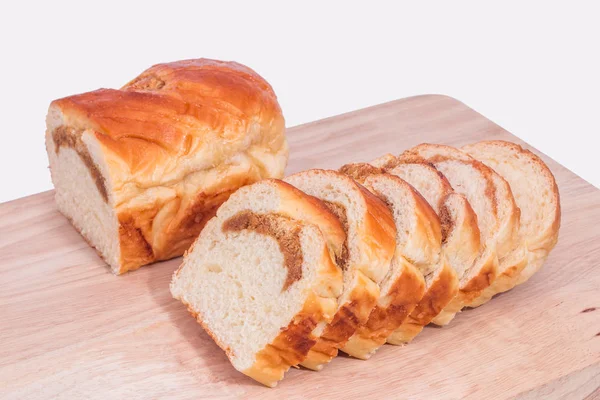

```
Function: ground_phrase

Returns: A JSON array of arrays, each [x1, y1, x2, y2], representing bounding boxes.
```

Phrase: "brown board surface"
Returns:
[[1, 95, 599, 399]]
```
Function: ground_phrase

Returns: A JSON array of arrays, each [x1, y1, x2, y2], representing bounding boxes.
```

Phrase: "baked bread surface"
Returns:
[[170, 179, 343, 387], [398, 145, 505, 322], [285, 169, 396, 369], [463, 140, 561, 286], [371, 159, 461, 342], [47, 59, 288, 273], [339, 164, 440, 358]]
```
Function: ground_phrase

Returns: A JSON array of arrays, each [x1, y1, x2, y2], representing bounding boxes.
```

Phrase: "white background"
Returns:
[[1, 1, 599, 203]]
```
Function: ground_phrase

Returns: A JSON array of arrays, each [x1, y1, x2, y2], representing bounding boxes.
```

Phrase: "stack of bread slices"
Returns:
[[170, 140, 561, 387]]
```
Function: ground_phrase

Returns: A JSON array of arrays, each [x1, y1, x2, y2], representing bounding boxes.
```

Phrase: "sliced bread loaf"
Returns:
[[370, 157, 474, 342], [402, 143, 530, 307], [284, 169, 396, 370], [339, 163, 444, 358], [398, 144, 506, 323], [463, 140, 561, 286], [170, 179, 344, 387], [400, 143, 528, 309]]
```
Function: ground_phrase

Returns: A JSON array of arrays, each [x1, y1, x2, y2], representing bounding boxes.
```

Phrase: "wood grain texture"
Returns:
[[1, 95, 599, 399]]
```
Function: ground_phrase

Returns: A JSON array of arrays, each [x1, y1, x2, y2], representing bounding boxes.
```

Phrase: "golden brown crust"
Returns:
[[405, 144, 521, 259], [459, 249, 498, 294], [171, 185, 343, 387], [283, 170, 396, 370], [52, 59, 283, 174], [179, 291, 329, 388], [113, 180, 237, 273], [369, 158, 467, 339], [243, 293, 322, 387], [117, 214, 155, 273], [410, 187, 444, 256], [441, 193, 482, 272], [242, 238, 342, 387], [467, 246, 528, 307], [342, 163, 443, 269], [287, 168, 396, 281], [341, 257, 425, 359], [399, 144, 511, 321], [48, 59, 288, 274], [367, 171, 443, 268], [387, 258, 459, 344], [432, 247, 498, 325], [375, 156, 485, 326], [429, 193, 487, 324], [339, 164, 449, 351], [358, 183, 398, 274], [300, 272, 379, 370]]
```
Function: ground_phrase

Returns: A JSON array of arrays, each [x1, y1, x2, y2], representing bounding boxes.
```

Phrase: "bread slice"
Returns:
[[398, 144, 508, 323], [371, 154, 453, 212], [284, 169, 396, 370], [339, 163, 442, 358], [374, 155, 527, 310], [463, 140, 561, 286], [170, 179, 344, 387], [370, 157, 472, 342]]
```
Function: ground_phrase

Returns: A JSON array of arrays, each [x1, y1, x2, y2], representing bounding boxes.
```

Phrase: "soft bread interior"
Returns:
[[45, 109, 121, 270], [171, 215, 324, 372], [440, 193, 481, 279], [285, 170, 388, 284], [463, 141, 560, 284], [385, 163, 478, 279], [431, 160, 498, 244], [285, 171, 369, 307], [171, 179, 344, 386], [385, 163, 451, 213], [363, 174, 441, 276], [284, 170, 391, 369], [400, 144, 520, 260], [372, 160, 459, 343], [463, 142, 560, 254], [489, 174, 521, 257]]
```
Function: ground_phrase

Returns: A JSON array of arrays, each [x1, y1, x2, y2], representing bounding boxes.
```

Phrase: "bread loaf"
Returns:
[[170, 179, 344, 387], [284, 169, 396, 369], [46, 59, 288, 274], [463, 140, 561, 286]]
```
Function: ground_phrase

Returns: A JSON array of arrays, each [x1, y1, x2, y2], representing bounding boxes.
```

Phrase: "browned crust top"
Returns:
[[50, 58, 284, 176]]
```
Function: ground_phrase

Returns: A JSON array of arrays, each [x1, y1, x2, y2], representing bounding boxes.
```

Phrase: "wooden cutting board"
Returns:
[[1, 95, 598, 399]]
